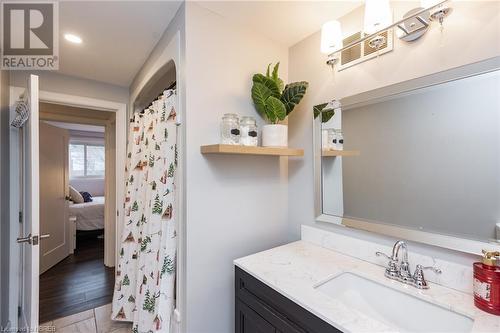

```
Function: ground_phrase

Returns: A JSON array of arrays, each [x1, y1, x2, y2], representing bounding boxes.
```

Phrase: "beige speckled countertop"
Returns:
[[234, 241, 500, 333]]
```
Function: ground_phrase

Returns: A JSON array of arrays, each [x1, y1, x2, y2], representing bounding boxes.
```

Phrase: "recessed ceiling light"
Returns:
[[64, 33, 82, 44]]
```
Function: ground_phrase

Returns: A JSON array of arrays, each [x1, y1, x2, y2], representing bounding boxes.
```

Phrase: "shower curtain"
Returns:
[[112, 90, 178, 333]]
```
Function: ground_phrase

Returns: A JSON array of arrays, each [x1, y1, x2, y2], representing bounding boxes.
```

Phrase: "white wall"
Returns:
[[288, 1, 500, 265], [69, 179, 105, 197], [130, 4, 185, 116], [10, 71, 129, 105], [184, 2, 290, 332], [0, 70, 10, 327]]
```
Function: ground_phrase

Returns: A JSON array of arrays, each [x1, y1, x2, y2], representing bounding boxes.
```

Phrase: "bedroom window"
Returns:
[[69, 143, 105, 178]]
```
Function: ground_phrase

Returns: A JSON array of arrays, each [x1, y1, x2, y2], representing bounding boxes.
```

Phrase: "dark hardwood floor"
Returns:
[[39, 231, 115, 323]]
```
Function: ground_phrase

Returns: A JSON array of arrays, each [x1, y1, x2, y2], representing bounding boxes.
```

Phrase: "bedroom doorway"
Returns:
[[38, 103, 116, 322]]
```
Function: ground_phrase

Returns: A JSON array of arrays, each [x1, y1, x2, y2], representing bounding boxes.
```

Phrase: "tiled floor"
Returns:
[[40, 303, 132, 333]]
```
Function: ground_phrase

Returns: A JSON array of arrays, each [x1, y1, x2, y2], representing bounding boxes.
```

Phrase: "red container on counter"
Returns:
[[473, 250, 500, 315]]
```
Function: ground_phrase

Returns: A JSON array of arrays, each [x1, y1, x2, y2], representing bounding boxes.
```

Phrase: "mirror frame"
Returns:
[[314, 56, 500, 256]]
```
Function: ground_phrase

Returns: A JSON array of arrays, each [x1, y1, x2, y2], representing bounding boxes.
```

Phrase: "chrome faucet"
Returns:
[[376, 240, 441, 289]]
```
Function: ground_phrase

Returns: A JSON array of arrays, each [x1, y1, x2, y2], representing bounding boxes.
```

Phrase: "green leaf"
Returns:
[[281, 81, 308, 115], [313, 103, 327, 119], [265, 96, 286, 123], [252, 74, 281, 120], [252, 74, 280, 98], [266, 63, 283, 92], [276, 78, 284, 92], [313, 103, 335, 123], [252, 82, 273, 118], [272, 63, 279, 82]]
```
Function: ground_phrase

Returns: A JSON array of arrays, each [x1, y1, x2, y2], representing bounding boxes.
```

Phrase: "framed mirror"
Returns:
[[314, 57, 500, 255]]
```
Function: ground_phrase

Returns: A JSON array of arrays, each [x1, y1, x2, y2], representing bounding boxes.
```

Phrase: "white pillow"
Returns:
[[70, 185, 84, 204]]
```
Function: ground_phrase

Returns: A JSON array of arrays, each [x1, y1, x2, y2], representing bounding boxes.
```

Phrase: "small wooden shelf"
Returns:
[[322, 149, 360, 157], [201, 144, 304, 157]]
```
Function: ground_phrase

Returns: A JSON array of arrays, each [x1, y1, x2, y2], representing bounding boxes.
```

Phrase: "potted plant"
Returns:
[[251, 63, 308, 147]]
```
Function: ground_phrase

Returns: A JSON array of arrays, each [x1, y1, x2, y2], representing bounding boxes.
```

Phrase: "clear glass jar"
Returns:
[[240, 116, 258, 146], [322, 129, 329, 149], [335, 129, 344, 150], [327, 129, 337, 149], [220, 113, 240, 145]]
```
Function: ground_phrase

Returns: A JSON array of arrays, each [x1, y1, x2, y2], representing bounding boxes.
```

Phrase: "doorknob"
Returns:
[[17, 233, 50, 245], [17, 233, 33, 244]]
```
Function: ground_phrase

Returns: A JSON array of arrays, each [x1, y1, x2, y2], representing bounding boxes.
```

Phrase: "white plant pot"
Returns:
[[262, 124, 288, 147]]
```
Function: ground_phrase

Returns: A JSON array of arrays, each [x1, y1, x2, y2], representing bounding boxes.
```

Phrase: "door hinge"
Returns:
[[18, 211, 23, 223]]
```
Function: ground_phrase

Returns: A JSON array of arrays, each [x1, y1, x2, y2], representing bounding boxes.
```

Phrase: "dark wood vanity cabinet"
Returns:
[[235, 266, 342, 333]]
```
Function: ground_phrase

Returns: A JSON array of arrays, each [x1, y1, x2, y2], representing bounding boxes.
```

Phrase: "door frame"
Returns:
[[8, 86, 126, 327]]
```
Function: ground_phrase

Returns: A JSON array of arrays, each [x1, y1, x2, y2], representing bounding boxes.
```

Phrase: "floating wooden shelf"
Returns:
[[201, 144, 304, 157], [322, 149, 360, 157]]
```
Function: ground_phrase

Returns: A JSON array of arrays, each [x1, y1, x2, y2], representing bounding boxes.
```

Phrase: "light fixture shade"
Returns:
[[320, 20, 342, 54], [421, 0, 442, 8], [363, 0, 392, 35]]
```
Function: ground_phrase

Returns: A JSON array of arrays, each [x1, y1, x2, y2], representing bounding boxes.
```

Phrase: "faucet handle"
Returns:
[[416, 265, 442, 274], [375, 251, 392, 260], [376, 251, 400, 278], [412, 264, 442, 289]]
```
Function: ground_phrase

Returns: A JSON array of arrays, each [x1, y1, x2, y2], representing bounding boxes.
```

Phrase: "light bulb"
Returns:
[[320, 20, 342, 55], [421, 0, 441, 8], [363, 0, 392, 35], [64, 33, 82, 44]]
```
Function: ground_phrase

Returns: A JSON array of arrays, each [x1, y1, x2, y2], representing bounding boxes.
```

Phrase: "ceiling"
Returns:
[[44, 121, 105, 133], [56, 1, 360, 87], [197, 1, 363, 47], [57, 1, 182, 87]]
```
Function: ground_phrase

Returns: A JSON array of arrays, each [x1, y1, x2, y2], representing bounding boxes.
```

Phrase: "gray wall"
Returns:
[[288, 1, 500, 267], [337, 71, 500, 241], [184, 3, 290, 332], [10, 71, 129, 104], [0, 70, 10, 327]]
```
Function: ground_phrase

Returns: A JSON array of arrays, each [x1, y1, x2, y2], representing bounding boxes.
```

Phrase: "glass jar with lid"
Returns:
[[220, 113, 240, 145], [327, 128, 337, 150], [322, 129, 329, 149], [335, 129, 344, 150], [240, 116, 258, 146]]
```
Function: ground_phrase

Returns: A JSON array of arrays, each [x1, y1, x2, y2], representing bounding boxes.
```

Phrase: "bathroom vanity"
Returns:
[[235, 265, 340, 333], [234, 236, 500, 333]]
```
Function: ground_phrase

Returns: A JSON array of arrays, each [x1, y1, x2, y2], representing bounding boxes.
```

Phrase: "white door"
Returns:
[[39, 122, 69, 273], [16, 74, 43, 330]]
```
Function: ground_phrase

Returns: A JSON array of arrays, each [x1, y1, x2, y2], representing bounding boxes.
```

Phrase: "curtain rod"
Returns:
[[131, 81, 177, 122]]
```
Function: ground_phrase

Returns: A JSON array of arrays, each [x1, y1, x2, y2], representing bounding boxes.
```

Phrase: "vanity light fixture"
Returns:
[[320, 20, 343, 66], [321, 0, 453, 68], [363, 0, 392, 49], [64, 33, 82, 44]]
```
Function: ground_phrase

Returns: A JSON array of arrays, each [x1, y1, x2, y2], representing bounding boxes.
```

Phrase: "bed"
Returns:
[[69, 196, 105, 231]]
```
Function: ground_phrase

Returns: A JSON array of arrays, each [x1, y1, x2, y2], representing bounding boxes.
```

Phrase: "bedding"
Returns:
[[69, 185, 84, 203], [80, 191, 93, 203], [69, 196, 105, 230]]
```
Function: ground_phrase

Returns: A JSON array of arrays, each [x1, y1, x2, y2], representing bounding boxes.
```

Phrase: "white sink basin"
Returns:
[[315, 272, 474, 333]]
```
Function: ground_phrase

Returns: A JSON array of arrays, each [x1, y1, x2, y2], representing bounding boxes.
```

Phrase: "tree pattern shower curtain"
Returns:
[[112, 90, 177, 333]]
